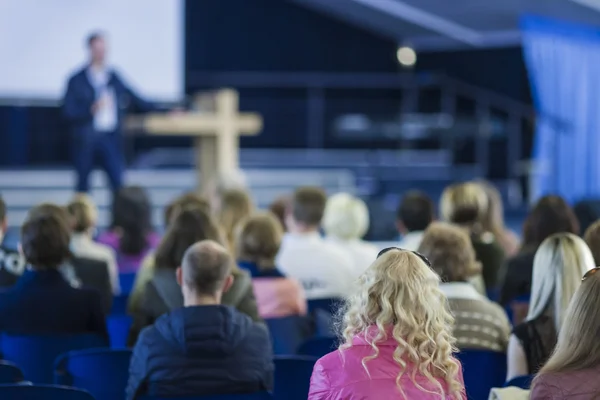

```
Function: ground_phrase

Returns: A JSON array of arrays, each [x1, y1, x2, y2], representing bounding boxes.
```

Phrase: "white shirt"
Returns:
[[276, 232, 355, 300], [398, 231, 425, 251], [71, 233, 120, 294], [439, 281, 486, 301], [87, 67, 118, 132], [325, 236, 378, 279]]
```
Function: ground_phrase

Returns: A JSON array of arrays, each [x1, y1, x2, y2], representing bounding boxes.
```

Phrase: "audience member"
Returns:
[[396, 190, 435, 251], [216, 188, 254, 249], [67, 195, 120, 294], [126, 240, 273, 399], [440, 182, 505, 291], [129, 207, 260, 345], [97, 186, 160, 273], [507, 233, 594, 380], [163, 191, 211, 226], [0, 195, 26, 289], [583, 219, 600, 265], [237, 212, 306, 319], [308, 248, 465, 399], [478, 180, 520, 257], [322, 193, 378, 278], [530, 267, 600, 398], [268, 195, 290, 232], [277, 187, 354, 300], [499, 195, 579, 306], [0, 205, 107, 336], [418, 222, 510, 352], [204, 170, 247, 212]]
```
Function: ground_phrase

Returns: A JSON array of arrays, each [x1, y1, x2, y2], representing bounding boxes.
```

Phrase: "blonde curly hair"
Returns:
[[338, 249, 463, 399]]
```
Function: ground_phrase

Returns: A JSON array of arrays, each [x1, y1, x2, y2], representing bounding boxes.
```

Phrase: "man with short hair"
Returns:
[[277, 187, 354, 299], [396, 190, 435, 251], [126, 240, 273, 400]]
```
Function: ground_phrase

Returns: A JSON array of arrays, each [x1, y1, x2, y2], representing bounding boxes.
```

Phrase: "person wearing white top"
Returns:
[[396, 190, 435, 251], [67, 195, 120, 294], [322, 193, 378, 278], [277, 187, 355, 300]]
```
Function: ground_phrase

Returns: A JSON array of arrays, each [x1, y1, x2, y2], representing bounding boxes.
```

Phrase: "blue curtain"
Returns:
[[522, 15, 600, 203]]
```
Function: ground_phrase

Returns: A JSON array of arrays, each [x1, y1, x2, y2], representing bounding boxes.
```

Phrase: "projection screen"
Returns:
[[0, 0, 183, 103]]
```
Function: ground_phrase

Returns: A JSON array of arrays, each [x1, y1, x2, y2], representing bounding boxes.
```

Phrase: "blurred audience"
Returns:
[[396, 190, 435, 251], [129, 206, 260, 345], [0, 196, 25, 289], [583, 219, 600, 265], [268, 195, 290, 232], [236, 212, 306, 319], [277, 187, 354, 300], [531, 267, 600, 399], [440, 182, 505, 291], [308, 249, 465, 399], [418, 222, 510, 352], [499, 195, 579, 306], [163, 192, 211, 226], [97, 186, 160, 273], [204, 170, 248, 212], [216, 188, 254, 249], [126, 240, 273, 400], [507, 233, 593, 380], [478, 180, 520, 257], [67, 195, 119, 294], [0, 205, 106, 337], [322, 193, 378, 278]]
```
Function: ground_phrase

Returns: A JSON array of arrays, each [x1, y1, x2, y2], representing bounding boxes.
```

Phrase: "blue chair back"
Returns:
[[274, 356, 317, 400], [297, 336, 337, 358], [0, 361, 24, 384], [107, 315, 133, 348], [111, 294, 129, 315], [504, 375, 533, 389], [265, 316, 310, 355], [138, 392, 273, 400], [0, 384, 95, 400], [455, 350, 506, 400], [307, 298, 341, 315], [55, 348, 132, 400], [0, 333, 107, 384], [119, 273, 136, 295]]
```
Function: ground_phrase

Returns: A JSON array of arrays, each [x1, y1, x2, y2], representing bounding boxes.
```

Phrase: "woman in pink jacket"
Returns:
[[308, 248, 466, 400]]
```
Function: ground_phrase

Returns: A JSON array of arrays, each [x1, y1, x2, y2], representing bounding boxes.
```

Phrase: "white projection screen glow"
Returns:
[[0, 0, 183, 103]]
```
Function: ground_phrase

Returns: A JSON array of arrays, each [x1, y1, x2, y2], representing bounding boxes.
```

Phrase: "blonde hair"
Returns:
[[236, 212, 283, 269], [418, 222, 481, 282], [526, 233, 594, 334], [66, 194, 98, 233], [535, 271, 600, 381], [440, 182, 488, 230], [217, 189, 254, 248], [322, 193, 370, 240], [338, 250, 463, 399]]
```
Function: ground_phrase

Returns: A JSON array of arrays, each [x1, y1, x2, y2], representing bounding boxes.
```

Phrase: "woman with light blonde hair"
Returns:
[[322, 193, 378, 278], [531, 268, 600, 398], [308, 248, 466, 399], [507, 233, 595, 381], [477, 180, 520, 257], [216, 188, 254, 250], [440, 182, 505, 291], [67, 194, 120, 294]]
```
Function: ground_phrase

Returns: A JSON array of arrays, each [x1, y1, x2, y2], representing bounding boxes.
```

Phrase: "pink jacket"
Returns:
[[252, 277, 307, 319], [530, 366, 600, 399], [308, 332, 466, 400]]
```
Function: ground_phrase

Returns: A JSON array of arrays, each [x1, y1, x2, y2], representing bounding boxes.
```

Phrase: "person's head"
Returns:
[[176, 240, 234, 305], [66, 194, 98, 235], [28, 203, 72, 227], [440, 182, 488, 231], [522, 195, 579, 250], [217, 189, 254, 248], [477, 180, 507, 237], [87, 32, 107, 66], [268, 196, 291, 232], [21, 204, 72, 269], [163, 192, 211, 227], [0, 195, 7, 241], [111, 186, 152, 256], [286, 186, 327, 233], [417, 222, 481, 283], [583, 220, 600, 265], [155, 207, 224, 270], [322, 193, 370, 241], [535, 268, 600, 381], [396, 190, 435, 234], [526, 233, 594, 335], [338, 249, 462, 399], [204, 171, 247, 212], [236, 212, 283, 269]]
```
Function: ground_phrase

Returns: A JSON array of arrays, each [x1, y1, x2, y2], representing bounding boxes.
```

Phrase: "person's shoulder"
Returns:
[[67, 66, 88, 82], [320, 240, 354, 265]]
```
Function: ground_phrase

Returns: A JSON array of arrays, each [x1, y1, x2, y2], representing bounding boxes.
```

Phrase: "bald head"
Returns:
[[181, 240, 233, 296]]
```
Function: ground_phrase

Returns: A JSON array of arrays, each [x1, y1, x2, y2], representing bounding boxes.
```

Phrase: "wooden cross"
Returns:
[[131, 89, 262, 188]]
